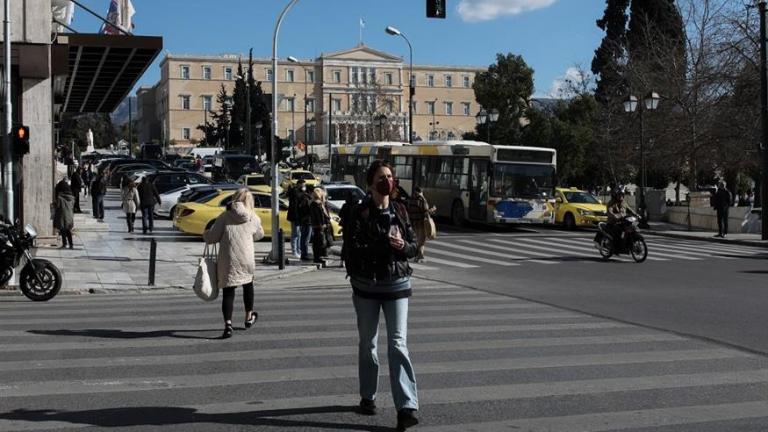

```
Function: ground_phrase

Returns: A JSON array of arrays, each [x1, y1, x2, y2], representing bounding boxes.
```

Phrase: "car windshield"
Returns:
[[563, 191, 600, 204], [247, 176, 268, 186], [492, 163, 555, 199], [327, 187, 364, 202], [292, 172, 315, 180]]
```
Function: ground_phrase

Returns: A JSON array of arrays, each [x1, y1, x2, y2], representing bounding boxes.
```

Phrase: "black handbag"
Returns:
[[324, 225, 334, 248]]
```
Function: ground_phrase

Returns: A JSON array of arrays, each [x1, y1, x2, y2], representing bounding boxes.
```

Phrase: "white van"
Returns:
[[189, 147, 223, 159]]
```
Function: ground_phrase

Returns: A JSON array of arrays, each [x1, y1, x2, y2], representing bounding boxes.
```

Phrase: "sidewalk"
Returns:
[[645, 221, 767, 248], [6, 186, 315, 295]]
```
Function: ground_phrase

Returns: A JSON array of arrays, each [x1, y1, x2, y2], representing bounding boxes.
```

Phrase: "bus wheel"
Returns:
[[564, 213, 576, 230], [451, 201, 465, 227]]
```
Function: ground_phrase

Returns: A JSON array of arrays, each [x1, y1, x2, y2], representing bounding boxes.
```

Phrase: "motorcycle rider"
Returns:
[[606, 190, 638, 247]]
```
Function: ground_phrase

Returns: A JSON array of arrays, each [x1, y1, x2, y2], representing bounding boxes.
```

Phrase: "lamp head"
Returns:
[[644, 91, 660, 111], [489, 108, 500, 123], [476, 109, 488, 125], [623, 95, 638, 113], [385, 26, 401, 36]]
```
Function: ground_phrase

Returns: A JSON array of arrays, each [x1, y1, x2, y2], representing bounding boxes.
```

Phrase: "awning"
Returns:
[[55, 33, 162, 113]]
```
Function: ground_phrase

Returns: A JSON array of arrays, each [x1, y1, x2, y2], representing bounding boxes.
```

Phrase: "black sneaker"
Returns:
[[396, 409, 418, 430], [358, 398, 377, 415]]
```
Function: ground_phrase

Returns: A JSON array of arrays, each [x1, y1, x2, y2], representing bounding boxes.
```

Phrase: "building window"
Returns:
[[445, 75, 453, 87], [286, 69, 295, 82], [386, 100, 394, 112], [180, 65, 190, 80], [286, 97, 295, 112], [202, 95, 212, 111], [463, 75, 470, 88], [307, 70, 315, 83], [333, 70, 341, 83], [181, 128, 191, 140], [427, 74, 435, 87], [202, 66, 211, 80], [332, 98, 341, 112], [351, 67, 359, 84], [306, 98, 315, 112], [266, 68, 273, 82], [462, 102, 471, 116], [426, 101, 435, 115], [224, 67, 233, 80], [181, 95, 190, 110], [445, 101, 453, 115], [308, 125, 315, 143], [385, 73, 393, 85]]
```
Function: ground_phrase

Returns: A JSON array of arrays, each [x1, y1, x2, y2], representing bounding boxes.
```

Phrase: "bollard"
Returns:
[[278, 228, 285, 270], [148, 239, 157, 286]]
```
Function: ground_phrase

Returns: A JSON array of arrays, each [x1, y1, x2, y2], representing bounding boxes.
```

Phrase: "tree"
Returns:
[[209, 84, 231, 148], [60, 113, 117, 152], [592, 0, 631, 104], [471, 53, 534, 144]]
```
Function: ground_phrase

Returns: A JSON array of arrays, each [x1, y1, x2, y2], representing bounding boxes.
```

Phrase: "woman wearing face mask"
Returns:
[[343, 159, 420, 431]]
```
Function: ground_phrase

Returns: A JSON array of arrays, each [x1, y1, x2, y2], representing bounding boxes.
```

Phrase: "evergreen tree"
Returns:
[[591, 0, 631, 104], [210, 84, 232, 148], [229, 58, 248, 150], [246, 49, 272, 160]]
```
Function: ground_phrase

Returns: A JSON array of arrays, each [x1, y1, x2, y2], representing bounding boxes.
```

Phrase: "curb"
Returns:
[[645, 231, 768, 248], [0, 266, 318, 297]]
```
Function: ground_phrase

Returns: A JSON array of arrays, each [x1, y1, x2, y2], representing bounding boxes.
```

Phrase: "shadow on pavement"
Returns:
[[0, 405, 394, 431], [741, 270, 768, 274], [28, 329, 215, 340]]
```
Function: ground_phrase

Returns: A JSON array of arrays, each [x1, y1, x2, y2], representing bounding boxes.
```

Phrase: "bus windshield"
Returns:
[[492, 163, 555, 199]]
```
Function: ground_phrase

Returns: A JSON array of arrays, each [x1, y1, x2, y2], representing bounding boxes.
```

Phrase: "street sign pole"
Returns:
[[3, 0, 13, 221], [760, 0, 768, 240]]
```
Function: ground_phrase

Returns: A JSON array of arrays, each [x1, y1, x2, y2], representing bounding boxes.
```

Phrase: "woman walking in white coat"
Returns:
[[203, 188, 264, 339]]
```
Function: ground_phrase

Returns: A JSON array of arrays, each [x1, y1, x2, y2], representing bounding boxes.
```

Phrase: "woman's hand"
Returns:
[[389, 236, 405, 250]]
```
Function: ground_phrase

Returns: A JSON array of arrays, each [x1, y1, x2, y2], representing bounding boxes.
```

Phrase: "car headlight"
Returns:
[[577, 209, 594, 216]]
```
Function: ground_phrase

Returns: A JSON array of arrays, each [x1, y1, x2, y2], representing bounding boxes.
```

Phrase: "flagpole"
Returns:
[[359, 18, 362, 45]]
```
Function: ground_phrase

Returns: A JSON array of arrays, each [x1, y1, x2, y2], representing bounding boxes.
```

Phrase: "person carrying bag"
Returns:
[[194, 244, 219, 302]]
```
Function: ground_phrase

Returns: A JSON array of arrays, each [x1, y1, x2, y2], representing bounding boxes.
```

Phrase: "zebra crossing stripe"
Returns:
[[427, 246, 519, 266], [644, 242, 737, 259], [659, 239, 765, 256], [411, 255, 478, 268], [544, 237, 673, 261], [488, 237, 596, 259], [431, 240, 557, 264], [0, 349, 746, 398], [414, 401, 768, 432], [453, 239, 561, 264]]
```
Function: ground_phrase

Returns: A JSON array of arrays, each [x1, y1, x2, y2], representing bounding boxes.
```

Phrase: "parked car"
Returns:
[[280, 169, 319, 190], [320, 182, 366, 211], [141, 171, 212, 195], [211, 154, 259, 182], [109, 163, 155, 187], [155, 183, 217, 219]]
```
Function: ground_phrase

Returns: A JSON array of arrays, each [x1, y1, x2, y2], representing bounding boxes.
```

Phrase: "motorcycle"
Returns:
[[594, 216, 648, 263], [0, 219, 62, 301]]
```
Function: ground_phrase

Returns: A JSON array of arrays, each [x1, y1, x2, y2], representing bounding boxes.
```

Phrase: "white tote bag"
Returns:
[[193, 244, 219, 301]]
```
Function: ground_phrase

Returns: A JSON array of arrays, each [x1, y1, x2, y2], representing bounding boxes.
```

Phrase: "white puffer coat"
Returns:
[[203, 202, 265, 288]]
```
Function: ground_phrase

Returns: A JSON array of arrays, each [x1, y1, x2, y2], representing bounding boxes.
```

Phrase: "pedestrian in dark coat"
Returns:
[[81, 165, 92, 197], [137, 179, 161, 234], [713, 181, 732, 238], [296, 183, 313, 260], [90, 171, 107, 221], [343, 159, 419, 430], [287, 181, 304, 259], [309, 187, 331, 264], [70, 168, 83, 213], [54, 179, 75, 249]]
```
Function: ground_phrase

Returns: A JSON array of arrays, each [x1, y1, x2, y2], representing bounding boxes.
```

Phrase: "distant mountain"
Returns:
[[111, 96, 137, 126]]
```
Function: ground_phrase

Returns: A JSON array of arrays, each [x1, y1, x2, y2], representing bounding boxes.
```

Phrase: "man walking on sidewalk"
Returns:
[[137, 179, 161, 234], [90, 171, 107, 222], [713, 181, 732, 238]]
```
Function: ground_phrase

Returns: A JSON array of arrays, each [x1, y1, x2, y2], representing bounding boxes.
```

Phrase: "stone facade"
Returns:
[[153, 45, 483, 148]]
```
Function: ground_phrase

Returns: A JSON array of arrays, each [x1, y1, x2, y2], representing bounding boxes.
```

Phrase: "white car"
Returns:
[[321, 183, 366, 211], [155, 183, 212, 219]]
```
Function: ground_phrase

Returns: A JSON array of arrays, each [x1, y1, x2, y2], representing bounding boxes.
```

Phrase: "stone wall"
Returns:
[[665, 206, 761, 234]]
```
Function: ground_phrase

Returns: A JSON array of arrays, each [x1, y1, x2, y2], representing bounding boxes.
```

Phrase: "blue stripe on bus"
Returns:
[[495, 201, 534, 219]]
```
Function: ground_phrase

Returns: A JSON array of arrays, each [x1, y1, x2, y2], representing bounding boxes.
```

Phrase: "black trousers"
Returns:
[[60, 229, 73, 248], [125, 212, 136, 232], [716, 208, 729, 236], [222, 282, 254, 322], [312, 227, 327, 262], [73, 191, 81, 212]]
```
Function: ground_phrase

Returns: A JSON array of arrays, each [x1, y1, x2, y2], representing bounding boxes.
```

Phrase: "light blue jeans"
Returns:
[[290, 222, 301, 257], [353, 294, 418, 411]]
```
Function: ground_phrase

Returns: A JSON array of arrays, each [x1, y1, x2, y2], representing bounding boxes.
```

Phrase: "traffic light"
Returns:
[[12, 125, 29, 156], [427, 0, 446, 18]]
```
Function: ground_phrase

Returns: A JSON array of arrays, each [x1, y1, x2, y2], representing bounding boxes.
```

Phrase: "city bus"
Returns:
[[331, 141, 557, 225]]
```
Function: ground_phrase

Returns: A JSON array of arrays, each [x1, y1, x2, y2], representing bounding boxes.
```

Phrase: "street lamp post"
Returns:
[[269, 0, 301, 264], [385, 26, 414, 144], [429, 98, 439, 140], [475, 108, 499, 143], [758, 0, 768, 240], [255, 121, 263, 159], [235, 73, 253, 156], [624, 91, 660, 229], [223, 99, 233, 149], [291, 93, 296, 160], [288, 56, 312, 169]]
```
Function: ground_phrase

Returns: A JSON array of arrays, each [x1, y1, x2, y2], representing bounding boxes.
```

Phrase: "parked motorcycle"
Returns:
[[0, 219, 62, 301], [594, 216, 648, 263]]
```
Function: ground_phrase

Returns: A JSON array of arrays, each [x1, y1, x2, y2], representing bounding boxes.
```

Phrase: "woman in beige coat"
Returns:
[[203, 188, 265, 339]]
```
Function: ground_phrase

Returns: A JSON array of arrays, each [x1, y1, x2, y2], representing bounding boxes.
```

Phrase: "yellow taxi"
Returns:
[[174, 189, 342, 238], [280, 169, 319, 190], [554, 187, 608, 229], [236, 174, 282, 194]]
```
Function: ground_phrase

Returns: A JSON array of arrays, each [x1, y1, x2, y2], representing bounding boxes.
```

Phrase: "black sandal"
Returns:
[[222, 324, 233, 339], [245, 312, 258, 329]]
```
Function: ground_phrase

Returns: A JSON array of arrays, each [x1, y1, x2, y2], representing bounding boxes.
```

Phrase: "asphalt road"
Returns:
[[423, 222, 768, 355]]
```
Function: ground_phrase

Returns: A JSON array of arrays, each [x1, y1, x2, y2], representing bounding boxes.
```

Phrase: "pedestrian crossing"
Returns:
[[1, 279, 767, 431], [410, 235, 768, 270]]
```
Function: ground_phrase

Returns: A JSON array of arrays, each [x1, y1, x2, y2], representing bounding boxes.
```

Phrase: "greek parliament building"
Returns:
[[137, 45, 484, 148]]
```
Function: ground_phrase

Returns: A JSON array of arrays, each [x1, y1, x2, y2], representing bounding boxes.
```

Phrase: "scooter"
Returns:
[[594, 216, 648, 263], [0, 219, 62, 301]]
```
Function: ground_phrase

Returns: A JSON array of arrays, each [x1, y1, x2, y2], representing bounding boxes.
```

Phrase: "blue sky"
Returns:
[[70, 0, 605, 98]]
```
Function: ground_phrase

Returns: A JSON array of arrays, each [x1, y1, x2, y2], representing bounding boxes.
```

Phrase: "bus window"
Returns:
[[426, 158, 440, 188], [413, 158, 428, 188], [436, 159, 453, 189], [394, 156, 413, 179]]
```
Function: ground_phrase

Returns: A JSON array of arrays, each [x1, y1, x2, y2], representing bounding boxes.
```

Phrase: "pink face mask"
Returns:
[[375, 178, 396, 196]]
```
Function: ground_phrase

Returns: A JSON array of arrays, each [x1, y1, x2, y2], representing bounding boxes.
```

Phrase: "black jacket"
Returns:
[[91, 175, 107, 195], [343, 197, 417, 284], [70, 173, 82, 191], [310, 200, 330, 229], [137, 181, 161, 207], [713, 188, 732, 211]]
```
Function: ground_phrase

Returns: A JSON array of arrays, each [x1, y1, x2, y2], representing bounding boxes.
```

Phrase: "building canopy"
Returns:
[[55, 33, 162, 114]]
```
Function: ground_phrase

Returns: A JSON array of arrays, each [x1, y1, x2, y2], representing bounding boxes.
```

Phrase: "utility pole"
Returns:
[[759, 0, 768, 240], [328, 92, 333, 173], [3, 0, 13, 220], [128, 97, 133, 156]]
